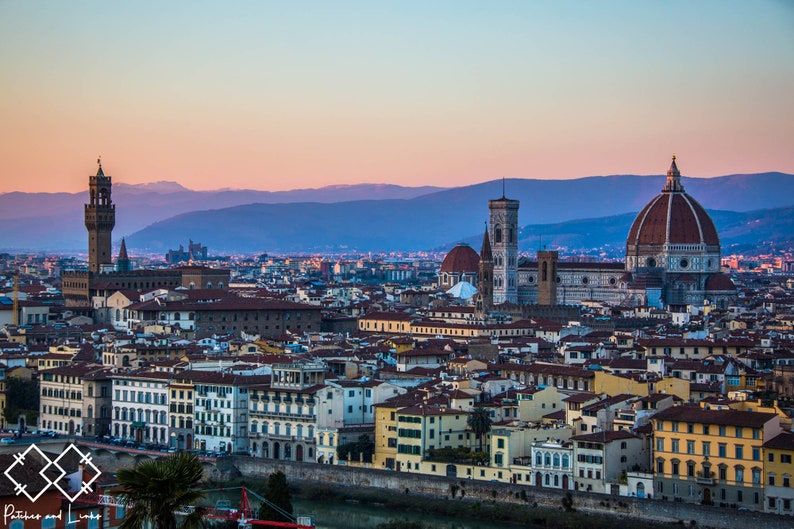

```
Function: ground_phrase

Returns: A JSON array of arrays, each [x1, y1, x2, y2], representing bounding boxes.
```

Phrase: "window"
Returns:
[[671, 461, 679, 475], [719, 425, 726, 436], [671, 439, 679, 453], [719, 443, 727, 457], [657, 438, 664, 452], [752, 469, 761, 484], [735, 468, 744, 482], [672, 422, 679, 432], [769, 474, 776, 486], [657, 460, 665, 474], [770, 453, 776, 463], [497, 438, 505, 449], [735, 445, 744, 459], [687, 423, 694, 434], [752, 448, 760, 461], [702, 442, 710, 456], [783, 454, 792, 464], [687, 440, 695, 454], [736, 427, 743, 438]]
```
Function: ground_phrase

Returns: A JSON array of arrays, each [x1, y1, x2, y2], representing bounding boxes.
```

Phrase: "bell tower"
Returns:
[[489, 181, 519, 304], [85, 158, 115, 273], [475, 226, 494, 317]]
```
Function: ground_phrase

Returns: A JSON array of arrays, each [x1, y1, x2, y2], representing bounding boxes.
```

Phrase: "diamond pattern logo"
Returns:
[[3, 443, 101, 503]]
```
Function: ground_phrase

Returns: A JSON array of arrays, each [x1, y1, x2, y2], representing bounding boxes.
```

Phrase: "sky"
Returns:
[[1, 1, 793, 193]]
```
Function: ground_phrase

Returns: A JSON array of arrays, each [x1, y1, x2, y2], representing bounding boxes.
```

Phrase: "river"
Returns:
[[202, 489, 520, 529]]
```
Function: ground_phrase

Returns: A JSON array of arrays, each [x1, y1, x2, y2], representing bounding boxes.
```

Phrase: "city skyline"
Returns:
[[1, 1, 793, 193]]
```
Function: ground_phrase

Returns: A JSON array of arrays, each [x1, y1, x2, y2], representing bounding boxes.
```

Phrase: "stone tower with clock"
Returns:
[[84, 159, 116, 273], [489, 191, 520, 304]]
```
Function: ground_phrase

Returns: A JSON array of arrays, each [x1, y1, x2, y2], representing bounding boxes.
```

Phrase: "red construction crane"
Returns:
[[79, 486, 314, 529]]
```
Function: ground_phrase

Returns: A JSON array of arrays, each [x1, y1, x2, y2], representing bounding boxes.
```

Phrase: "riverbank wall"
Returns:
[[85, 450, 793, 529], [234, 457, 794, 529]]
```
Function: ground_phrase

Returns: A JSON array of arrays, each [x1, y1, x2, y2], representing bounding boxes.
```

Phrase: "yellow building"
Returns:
[[653, 406, 781, 510], [593, 371, 690, 401], [763, 430, 794, 515], [394, 404, 470, 473], [358, 311, 415, 334], [372, 400, 402, 470]]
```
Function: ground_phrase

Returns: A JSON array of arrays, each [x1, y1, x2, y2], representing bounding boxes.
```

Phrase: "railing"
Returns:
[[695, 470, 714, 485]]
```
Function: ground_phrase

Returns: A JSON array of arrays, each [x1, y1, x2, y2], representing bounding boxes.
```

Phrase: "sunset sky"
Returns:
[[1, 1, 793, 193]]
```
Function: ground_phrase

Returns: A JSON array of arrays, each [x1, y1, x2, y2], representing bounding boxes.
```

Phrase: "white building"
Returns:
[[111, 370, 171, 445], [187, 370, 257, 454], [249, 362, 325, 461], [530, 439, 574, 490]]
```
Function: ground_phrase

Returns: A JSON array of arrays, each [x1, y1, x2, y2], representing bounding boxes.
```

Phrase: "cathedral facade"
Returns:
[[469, 157, 737, 312]]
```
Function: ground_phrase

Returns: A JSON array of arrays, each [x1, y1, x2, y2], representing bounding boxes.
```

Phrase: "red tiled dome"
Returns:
[[440, 244, 480, 274], [705, 273, 736, 291], [627, 193, 719, 246], [627, 157, 719, 247]]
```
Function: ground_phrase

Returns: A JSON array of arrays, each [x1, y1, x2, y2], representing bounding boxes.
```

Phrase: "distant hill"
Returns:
[[0, 182, 446, 251], [124, 201, 794, 256], [2, 172, 794, 252]]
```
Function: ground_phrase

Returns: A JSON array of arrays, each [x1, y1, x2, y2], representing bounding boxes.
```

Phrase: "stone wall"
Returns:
[[234, 457, 794, 529], [84, 449, 794, 529]]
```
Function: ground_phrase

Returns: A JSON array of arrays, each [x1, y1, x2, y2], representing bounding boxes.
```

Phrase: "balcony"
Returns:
[[696, 470, 714, 485]]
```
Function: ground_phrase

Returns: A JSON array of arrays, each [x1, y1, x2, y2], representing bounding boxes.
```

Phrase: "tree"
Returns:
[[258, 471, 293, 523], [337, 434, 375, 463], [467, 407, 492, 453], [3, 377, 39, 427], [114, 452, 206, 529]]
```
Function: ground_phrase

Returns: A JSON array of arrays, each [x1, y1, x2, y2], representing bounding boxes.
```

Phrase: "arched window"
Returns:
[[535, 452, 542, 466], [562, 454, 570, 468], [544, 453, 551, 466], [174, 312, 181, 320], [553, 454, 560, 467], [495, 226, 502, 243], [87, 405, 93, 419]]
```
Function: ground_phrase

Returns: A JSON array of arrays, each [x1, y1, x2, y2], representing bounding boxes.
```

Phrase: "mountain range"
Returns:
[[1, 172, 793, 254]]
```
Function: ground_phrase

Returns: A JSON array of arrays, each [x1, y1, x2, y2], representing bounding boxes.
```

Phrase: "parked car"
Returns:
[[1, 438, 16, 445]]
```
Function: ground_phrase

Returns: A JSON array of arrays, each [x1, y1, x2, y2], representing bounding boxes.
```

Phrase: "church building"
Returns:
[[463, 156, 737, 315]]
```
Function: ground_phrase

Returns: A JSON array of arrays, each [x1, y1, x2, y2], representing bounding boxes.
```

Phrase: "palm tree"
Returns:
[[114, 452, 206, 529], [467, 407, 492, 453]]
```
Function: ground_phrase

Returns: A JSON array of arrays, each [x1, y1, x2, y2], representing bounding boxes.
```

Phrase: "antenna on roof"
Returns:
[[502, 176, 506, 199]]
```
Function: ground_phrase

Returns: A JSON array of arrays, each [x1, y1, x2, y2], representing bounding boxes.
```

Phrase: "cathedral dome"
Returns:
[[440, 244, 480, 274], [705, 273, 736, 292], [627, 158, 719, 248], [625, 156, 722, 278]]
